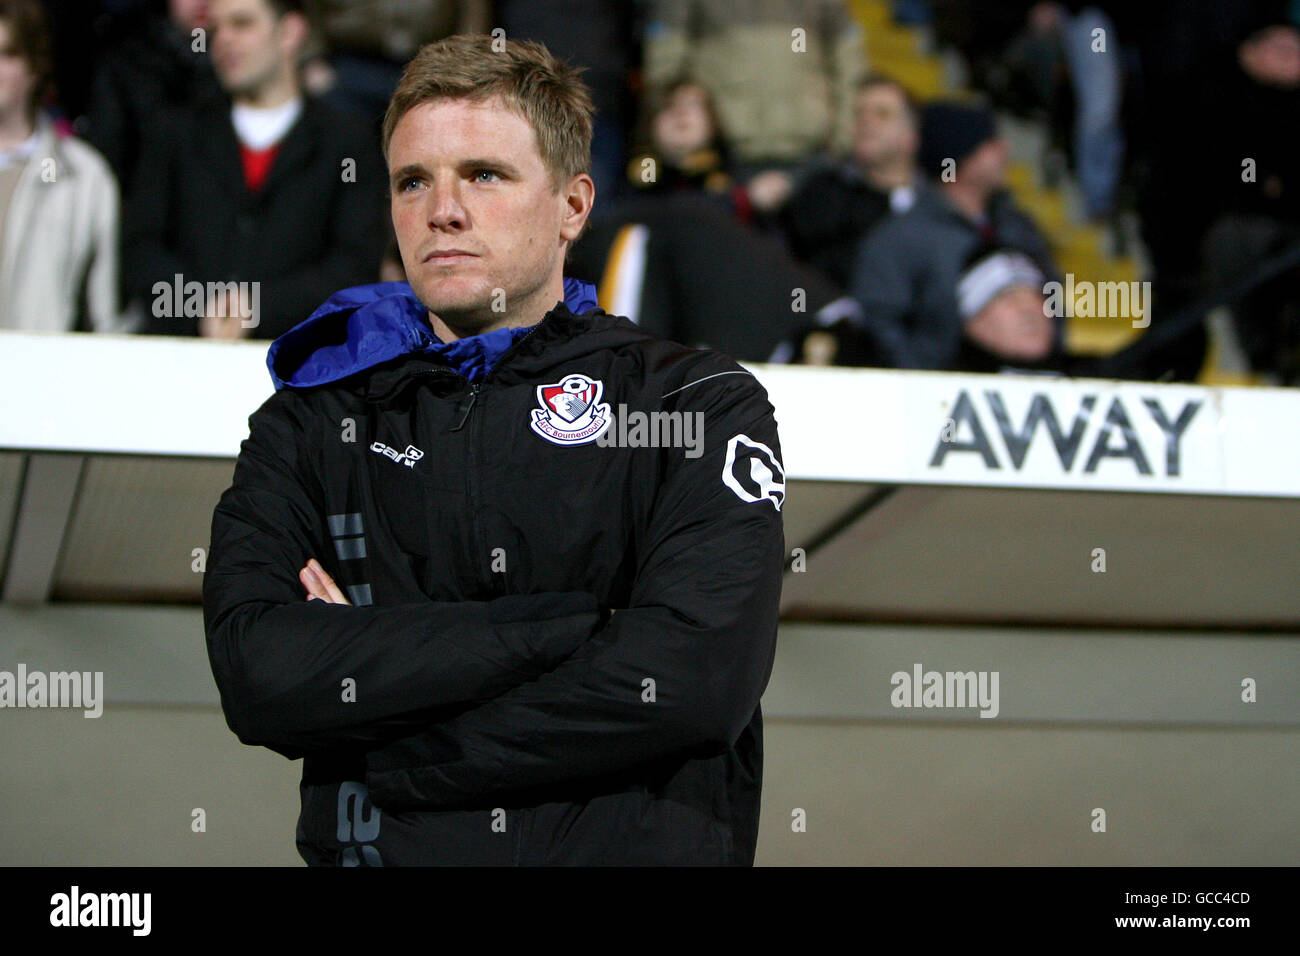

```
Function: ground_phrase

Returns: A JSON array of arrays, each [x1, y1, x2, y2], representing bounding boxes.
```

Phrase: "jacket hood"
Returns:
[[267, 277, 601, 391]]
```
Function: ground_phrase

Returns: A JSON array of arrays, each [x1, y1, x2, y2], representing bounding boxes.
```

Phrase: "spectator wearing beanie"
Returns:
[[847, 100, 1059, 370], [952, 244, 1066, 374]]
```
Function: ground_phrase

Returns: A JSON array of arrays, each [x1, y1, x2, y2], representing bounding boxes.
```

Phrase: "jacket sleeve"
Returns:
[[204, 390, 605, 759], [363, 358, 786, 812]]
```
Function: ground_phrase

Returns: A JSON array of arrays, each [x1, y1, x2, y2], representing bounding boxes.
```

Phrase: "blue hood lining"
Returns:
[[267, 277, 599, 390]]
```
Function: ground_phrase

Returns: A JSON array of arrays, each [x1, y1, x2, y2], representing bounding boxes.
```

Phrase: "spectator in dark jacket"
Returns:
[[780, 73, 920, 289], [122, 0, 384, 340], [568, 191, 861, 363], [84, 0, 223, 203], [848, 101, 1062, 370], [1201, 21, 1300, 384]]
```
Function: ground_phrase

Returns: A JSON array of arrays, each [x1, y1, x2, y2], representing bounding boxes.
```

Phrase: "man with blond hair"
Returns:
[[204, 34, 786, 865]]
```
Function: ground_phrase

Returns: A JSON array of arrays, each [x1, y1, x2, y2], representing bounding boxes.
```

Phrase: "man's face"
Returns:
[[210, 0, 292, 96], [0, 21, 36, 118], [957, 137, 1007, 193], [852, 84, 917, 168], [389, 95, 592, 335], [965, 285, 1054, 361]]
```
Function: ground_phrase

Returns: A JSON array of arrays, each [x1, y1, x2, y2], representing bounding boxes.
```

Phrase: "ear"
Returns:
[[558, 172, 595, 243], [280, 10, 310, 53]]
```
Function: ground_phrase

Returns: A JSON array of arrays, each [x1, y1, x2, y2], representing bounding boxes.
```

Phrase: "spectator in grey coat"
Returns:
[[847, 101, 1062, 370]]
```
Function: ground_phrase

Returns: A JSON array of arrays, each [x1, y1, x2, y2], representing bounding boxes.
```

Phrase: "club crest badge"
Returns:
[[530, 373, 613, 445]]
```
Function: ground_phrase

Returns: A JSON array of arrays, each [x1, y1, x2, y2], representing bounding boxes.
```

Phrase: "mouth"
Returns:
[[422, 250, 479, 265]]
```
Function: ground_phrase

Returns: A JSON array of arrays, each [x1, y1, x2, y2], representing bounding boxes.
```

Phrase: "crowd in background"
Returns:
[[1, 0, 1298, 385]]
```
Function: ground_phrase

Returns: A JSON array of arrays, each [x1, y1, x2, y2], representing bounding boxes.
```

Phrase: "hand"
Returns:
[[199, 287, 254, 339], [745, 170, 794, 213], [302, 58, 337, 96], [200, 312, 253, 338], [300, 558, 352, 605]]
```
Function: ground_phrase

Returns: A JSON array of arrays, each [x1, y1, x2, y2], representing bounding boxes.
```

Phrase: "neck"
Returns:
[[861, 157, 913, 191], [940, 180, 989, 221], [235, 69, 299, 110], [0, 107, 35, 150], [428, 274, 565, 343]]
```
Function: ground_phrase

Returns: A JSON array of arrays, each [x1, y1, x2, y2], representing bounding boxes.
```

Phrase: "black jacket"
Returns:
[[123, 95, 385, 340], [84, 11, 224, 202], [203, 279, 786, 865]]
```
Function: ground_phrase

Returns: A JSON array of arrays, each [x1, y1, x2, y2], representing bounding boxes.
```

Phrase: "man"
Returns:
[[122, 0, 383, 340], [0, 0, 131, 333], [848, 101, 1062, 370], [781, 73, 920, 290], [203, 35, 786, 866]]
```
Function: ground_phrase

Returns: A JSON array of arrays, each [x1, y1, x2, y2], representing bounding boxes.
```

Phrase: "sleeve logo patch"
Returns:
[[531, 373, 613, 445], [722, 434, 785, 511]]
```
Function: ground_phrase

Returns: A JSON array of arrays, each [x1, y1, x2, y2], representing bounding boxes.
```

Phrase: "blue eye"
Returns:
[[474, 169, 500, 183]]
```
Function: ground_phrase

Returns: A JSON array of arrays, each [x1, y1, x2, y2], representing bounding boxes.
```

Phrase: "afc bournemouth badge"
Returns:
[[530, 373, 613, 445]]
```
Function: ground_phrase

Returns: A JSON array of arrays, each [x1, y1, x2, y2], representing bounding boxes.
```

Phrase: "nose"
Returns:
[[426, 176, 467, 231]]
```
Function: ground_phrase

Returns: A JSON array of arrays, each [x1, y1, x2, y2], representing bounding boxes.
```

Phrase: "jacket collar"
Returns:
[[267, 277, 604, 393], [21, 114, 77, 180], [913, 178, 1017, 228], [194, 93, 320, 202]]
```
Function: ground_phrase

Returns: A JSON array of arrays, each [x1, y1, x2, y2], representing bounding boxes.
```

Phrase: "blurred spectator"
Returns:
[[567, 191, 860, 363], [1122, 1, 1277, 381], [623, 80, 752, 219], [496, 0, 639, 218], [780, 73, 920, 289], [1201, 21, 1300, 384], [84, 0, 222, 202], [952, 245, 1063, 373], [123, 0, 384, 340], [932, 0, 1036, 98], [643, 0, 866, 214], [848, 101, 1061, 370], [301, 0, 487, 124], [0, 0, 133, 333], [1011, 2, 1126, 221]]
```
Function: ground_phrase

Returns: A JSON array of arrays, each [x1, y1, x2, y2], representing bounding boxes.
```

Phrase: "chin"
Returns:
[[413, 276, 488, 311]]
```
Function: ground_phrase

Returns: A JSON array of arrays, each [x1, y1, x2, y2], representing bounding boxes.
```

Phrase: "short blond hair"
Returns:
[[383, 34, 595, 192]]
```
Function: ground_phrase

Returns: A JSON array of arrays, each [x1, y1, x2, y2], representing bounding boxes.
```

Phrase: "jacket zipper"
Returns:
[[450, 381, 479, 431]]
